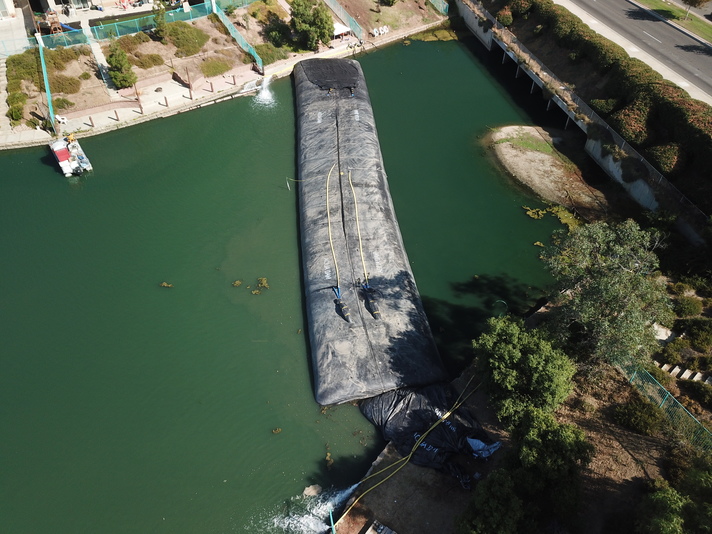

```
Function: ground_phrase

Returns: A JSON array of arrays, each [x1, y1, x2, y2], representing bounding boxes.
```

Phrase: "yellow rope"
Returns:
[[347, 170, 369, 286], [325, 163, 340, 290], [335, 378, 482, 524]]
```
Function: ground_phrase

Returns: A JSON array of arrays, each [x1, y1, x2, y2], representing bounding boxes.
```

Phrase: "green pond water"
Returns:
[[0, 38, 561, 533]]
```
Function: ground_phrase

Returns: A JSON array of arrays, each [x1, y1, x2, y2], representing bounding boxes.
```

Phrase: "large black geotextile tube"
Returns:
[[294, 58, 447, 406]]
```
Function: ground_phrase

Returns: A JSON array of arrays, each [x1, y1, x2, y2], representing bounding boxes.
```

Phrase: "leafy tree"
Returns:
[[461, 468, 524, 534], [635, 480, 689, 534], [290, 0, 333, 50], [153, 0, 167, 42], [459, 409, 593, 533], [473, 316, 575, 425], [106, 42, 137, 89], [680, 0, 709, 20], [512, 408, 594, 516], [541, 220, 673, 367]]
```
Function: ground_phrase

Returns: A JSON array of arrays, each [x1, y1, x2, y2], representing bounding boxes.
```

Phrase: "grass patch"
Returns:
[[165, 21, 210, 57], [53, 97, 75, 110], [254, 42, 290, 65], [130, 52, 165, 69], [496, 131, 554, 154], [200, 57, 233, 77], [249, 0, 289, 25], [634, 0, 712, 43], [49, 74, 81, 94]]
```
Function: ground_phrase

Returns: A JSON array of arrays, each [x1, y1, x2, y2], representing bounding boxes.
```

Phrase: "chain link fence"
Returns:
[[429, 0, 449, 15], [322, 0, 363, 40], [624, 366, 712, 452], [212, 4, 262, 72]]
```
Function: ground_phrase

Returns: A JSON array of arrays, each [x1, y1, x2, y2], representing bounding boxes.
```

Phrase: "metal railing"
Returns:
[[322, 0, 363, 40], [471, 0, 708, 224], [211, 4, 263, 73], [90, 3, 211, 40], [215, 0, 259, 9], [625, 366, 712, 452], [429, 0, 449, 15], [42, 29, 89, 48]]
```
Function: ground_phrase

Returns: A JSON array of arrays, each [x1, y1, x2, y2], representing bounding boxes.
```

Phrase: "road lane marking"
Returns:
[[643, 31, 662, 43]]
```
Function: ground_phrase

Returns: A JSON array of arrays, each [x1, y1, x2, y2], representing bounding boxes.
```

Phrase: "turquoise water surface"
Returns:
[[0, 38, 560, 533]]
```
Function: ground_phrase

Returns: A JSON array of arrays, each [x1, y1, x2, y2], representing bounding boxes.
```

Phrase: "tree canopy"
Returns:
[[541, 219, 673, 367], [290, 0, 333, 50], [106, 42, 137, 89], [473, 316, 575, 425], [680, 0, 709, 20]]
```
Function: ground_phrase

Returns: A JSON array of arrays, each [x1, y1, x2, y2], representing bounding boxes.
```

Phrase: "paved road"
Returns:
[[566, 0, 712, 96]]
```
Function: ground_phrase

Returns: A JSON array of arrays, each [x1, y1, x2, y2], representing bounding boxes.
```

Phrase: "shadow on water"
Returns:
[[40, 150, 60, 173], [423, 273, 548, 376]]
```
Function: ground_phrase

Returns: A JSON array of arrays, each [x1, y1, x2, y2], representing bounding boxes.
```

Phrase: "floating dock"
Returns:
[[294, 58, 446, 406]]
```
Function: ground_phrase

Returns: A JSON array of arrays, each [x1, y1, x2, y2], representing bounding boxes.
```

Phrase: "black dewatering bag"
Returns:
[[359, 383, 499, 474]]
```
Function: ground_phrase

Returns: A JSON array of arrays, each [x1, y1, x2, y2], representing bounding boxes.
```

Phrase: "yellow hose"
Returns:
[[347, 170, 370, 286], [335, 378, 482, 526]]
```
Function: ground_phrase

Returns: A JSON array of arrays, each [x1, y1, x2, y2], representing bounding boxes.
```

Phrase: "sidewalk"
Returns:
[[554, 0, 712, 106], [0, 17, 445, 152]]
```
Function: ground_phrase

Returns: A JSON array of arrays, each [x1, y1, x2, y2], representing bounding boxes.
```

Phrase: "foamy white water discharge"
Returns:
[[245, 484, 358, 533]]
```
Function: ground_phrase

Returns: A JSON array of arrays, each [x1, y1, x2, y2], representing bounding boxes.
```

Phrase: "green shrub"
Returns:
[[612, 58, 663, 101], [49, 74, 81, 94], [589, 98, 619, 116], [117, 32, 150, 54], [679, 275, 712, 297], [207, 12, 230, 35], [6, 48, 41, 89], [131, 52, 164, 69], [674, 296, 703, 317], [682, 381, 712, 409], [509, 0, 533, 16], [660, 337, 691, 366], [674, 318, 712, 352], [254, 42, 290, 65], [79, 71, 91, 80], [669, 282, 692, 296], [496, 7, 514, 26], [53, 97, 75, 110], [532, 0, 558, 21], [264, 12, 291, 47], [613, 393, 665, 436], [645, 143, 684, 176], [607, 91, 655, 146], [45, 46, 80, 71], [551, 8, 584, 46], [583, 34, 627, 71], [646, 363, 674, 389], [223, 2, 238, 15], [166, 21, 210, 57], [6, 105, 23, 122], [6, 92, 27, 107], [7, 79, 21, 93], [200, 57, 232, 77]]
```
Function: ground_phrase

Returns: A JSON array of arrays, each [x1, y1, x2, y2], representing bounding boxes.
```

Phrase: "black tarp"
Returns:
[[294, 58, 447, 406], [359, 384, 499, 474]]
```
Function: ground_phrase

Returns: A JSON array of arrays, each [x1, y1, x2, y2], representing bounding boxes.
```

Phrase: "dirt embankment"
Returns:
[[486, 125, 624, 221]]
